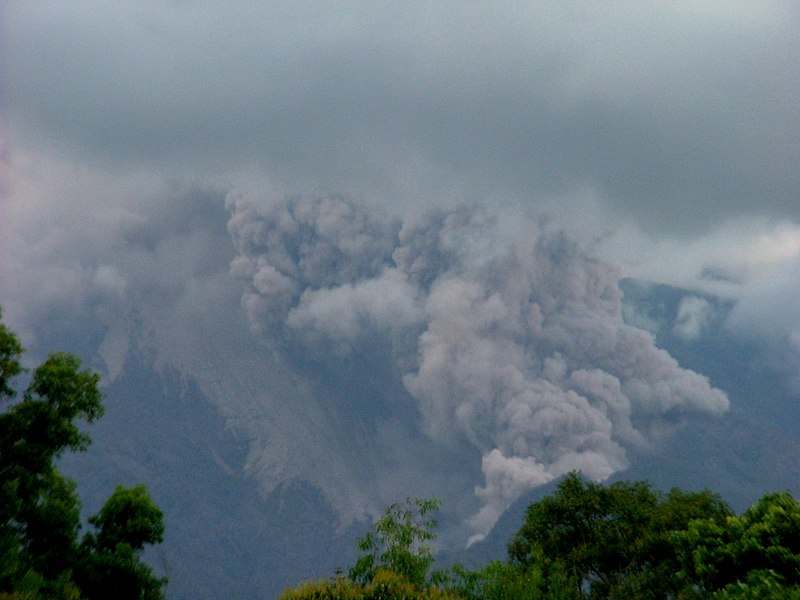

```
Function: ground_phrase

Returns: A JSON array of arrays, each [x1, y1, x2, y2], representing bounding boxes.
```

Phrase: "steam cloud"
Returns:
[[227, 193, 730, 541]]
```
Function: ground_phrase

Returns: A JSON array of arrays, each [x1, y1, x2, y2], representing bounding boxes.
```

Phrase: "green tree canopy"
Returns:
[[350, 497, 442, 587], [678, 491, 800, 596], [0, 308, 166, 599], [280, 497, 452, 599], [279, 569, 462, 600], [279, 478, 800, 600], [507, 472, 732, 599]]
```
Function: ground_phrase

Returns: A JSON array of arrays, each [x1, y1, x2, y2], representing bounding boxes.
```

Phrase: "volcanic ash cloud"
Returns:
[[227, 193, 730, 540]]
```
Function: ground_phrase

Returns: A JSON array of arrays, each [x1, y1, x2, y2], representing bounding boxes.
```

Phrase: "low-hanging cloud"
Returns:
[[725, 251, 800, 390], [228, 193, 730, 540], [674, 296, 714, 340]]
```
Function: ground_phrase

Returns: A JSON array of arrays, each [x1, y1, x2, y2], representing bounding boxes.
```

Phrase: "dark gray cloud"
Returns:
[[4, 1, 800, 232]]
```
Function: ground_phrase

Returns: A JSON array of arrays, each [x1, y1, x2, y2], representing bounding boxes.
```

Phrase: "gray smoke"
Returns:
[[227, 192, 400, 334], [228, 193, 730, 541]]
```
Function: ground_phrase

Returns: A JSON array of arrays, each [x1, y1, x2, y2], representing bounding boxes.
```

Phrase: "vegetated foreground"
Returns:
[[280, 473, 800, 598], [0, 308, 167, 599]]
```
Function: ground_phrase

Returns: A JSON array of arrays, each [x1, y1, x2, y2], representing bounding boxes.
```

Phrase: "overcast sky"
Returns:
[[1, 0, 799, 538], [3, 2, 799, 253]]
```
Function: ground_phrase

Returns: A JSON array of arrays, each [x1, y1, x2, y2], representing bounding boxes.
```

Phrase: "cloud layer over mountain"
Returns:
[[4, 2, 800, 230]]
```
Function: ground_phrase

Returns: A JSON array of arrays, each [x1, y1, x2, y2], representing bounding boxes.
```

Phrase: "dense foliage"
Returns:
[[506, 473, 733, 598], [677, 490, 800, 598], [0, 309, 166, 599], [349, 497, 442, 587], [281, 474, 800, 599], [280, 497, 452, 600], [280, 569, 461, 600]]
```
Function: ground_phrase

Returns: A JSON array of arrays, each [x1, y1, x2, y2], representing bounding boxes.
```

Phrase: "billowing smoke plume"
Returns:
[[227, 193, 729, 541]]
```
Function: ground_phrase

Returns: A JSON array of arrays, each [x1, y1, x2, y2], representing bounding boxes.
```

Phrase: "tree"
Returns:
[[280, 496, 453, 598], [279, 480, 800, 600], [279, 569, 463, 600], [710, 569, 800, 599], [350, 497, 442, 587], [75, 484, 166, 600], [0, 309, 23, 400], [677, 491, 800, 596], [0, 308, 166, 599], [508, 472, 732, 599], [281, 497, 461, 599], [618, 486, 734, 599], [444, 556, 580, 600]]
